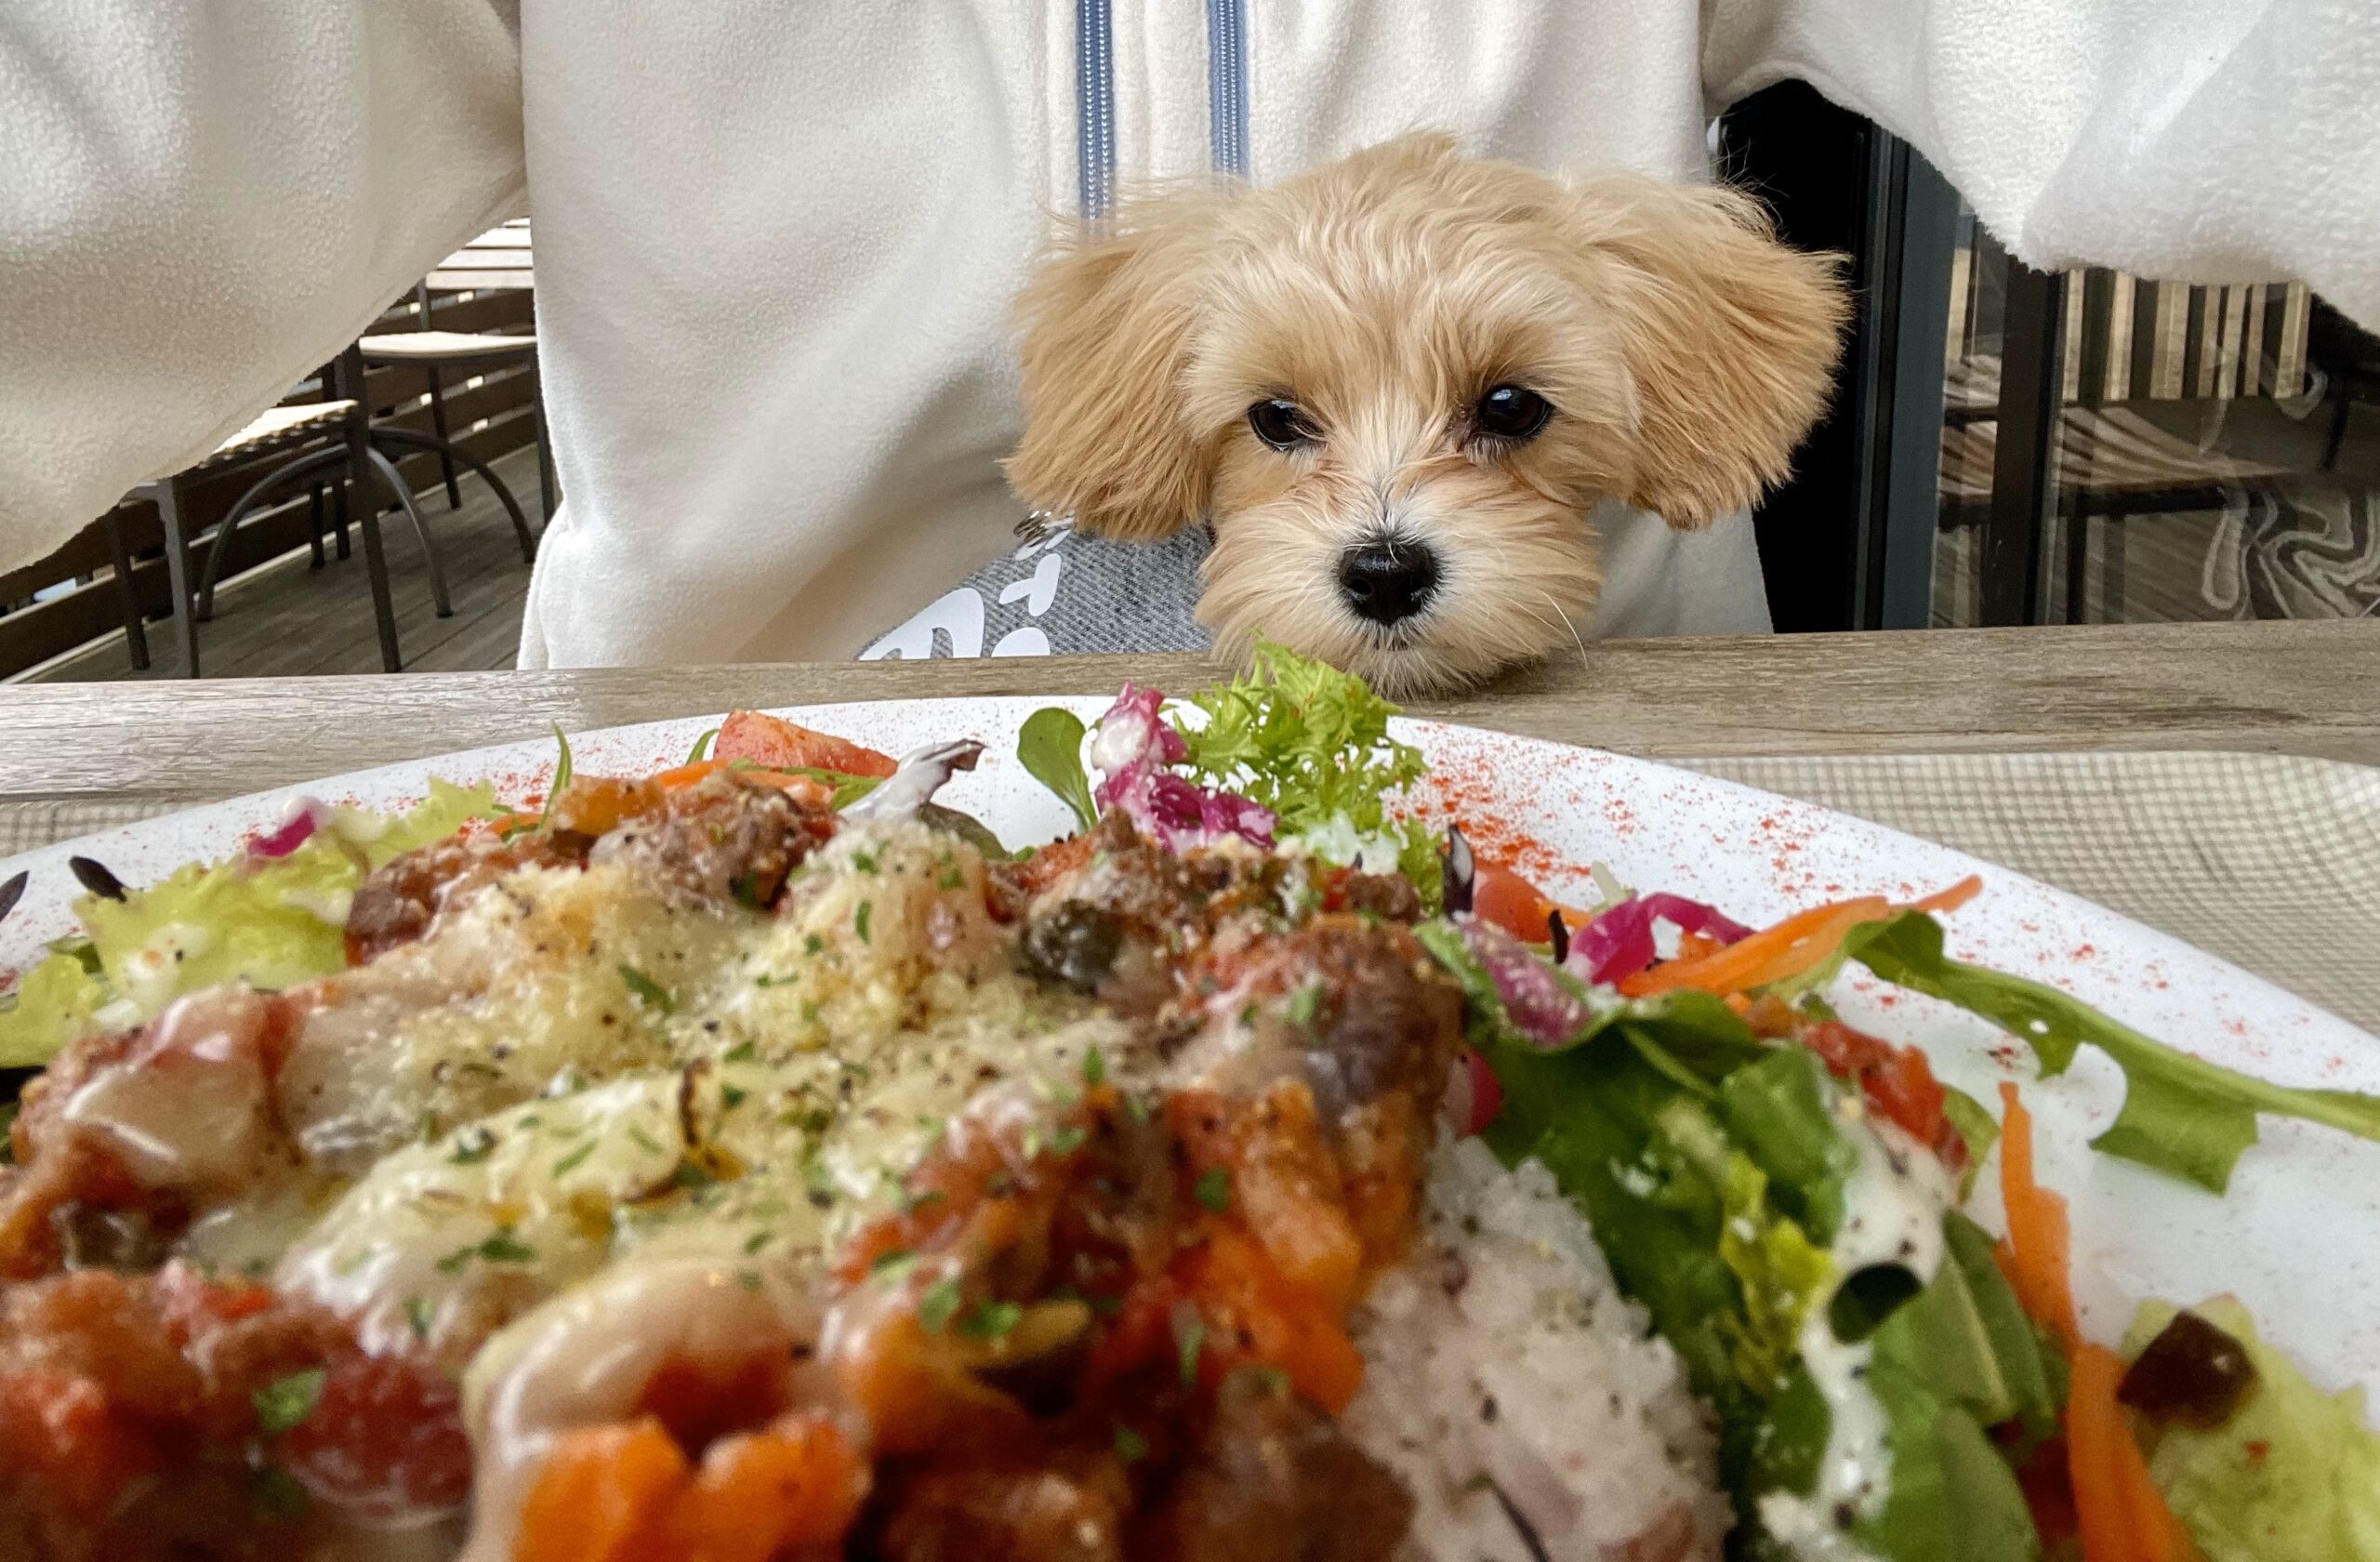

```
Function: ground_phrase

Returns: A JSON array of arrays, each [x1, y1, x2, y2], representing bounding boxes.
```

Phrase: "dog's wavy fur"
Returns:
[[1005, 133, 1847, 695]]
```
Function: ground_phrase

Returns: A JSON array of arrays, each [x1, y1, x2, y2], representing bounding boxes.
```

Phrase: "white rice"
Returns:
[[1344, 1138, 1732, 1561]]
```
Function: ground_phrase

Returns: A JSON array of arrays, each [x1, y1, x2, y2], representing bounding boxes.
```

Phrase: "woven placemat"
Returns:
[[7, 752, 2376, 1033], [1685, 752, 2380, 1034]]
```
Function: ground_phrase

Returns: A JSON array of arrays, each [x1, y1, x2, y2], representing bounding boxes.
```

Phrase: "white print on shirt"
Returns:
[[861, 524, 1074, 661], [860, 586, 987, 659], [998, 552, 1065, 614]]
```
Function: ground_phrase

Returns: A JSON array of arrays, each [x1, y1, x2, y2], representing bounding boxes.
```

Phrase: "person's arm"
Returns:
[[1704, 0, 2380, 325], [0, 0, 525, 571]]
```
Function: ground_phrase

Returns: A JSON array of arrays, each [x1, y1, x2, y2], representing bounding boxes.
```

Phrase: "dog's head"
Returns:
[[1004, 133, 1847, 695]]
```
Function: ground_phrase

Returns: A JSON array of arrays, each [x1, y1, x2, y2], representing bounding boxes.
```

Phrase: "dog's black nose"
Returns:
[[1337, 539, 1441, 625]]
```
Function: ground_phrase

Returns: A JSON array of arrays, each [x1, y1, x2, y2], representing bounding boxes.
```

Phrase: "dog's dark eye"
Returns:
[[1248, 399, 1318, 451], [1474, 384, 1553, 443]]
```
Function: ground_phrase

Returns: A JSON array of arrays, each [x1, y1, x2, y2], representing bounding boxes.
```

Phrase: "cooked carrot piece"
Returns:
[[512, 1418, 689, 1562], [662, 1414, 867, 1562], [1181, 1225, 1367, 1414]]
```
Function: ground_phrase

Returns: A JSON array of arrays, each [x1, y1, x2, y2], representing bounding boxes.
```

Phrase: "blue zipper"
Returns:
[[1075, 0, 1117, 218], [1206, 0, 1249, 179], [1078, 0, 1249, 216]]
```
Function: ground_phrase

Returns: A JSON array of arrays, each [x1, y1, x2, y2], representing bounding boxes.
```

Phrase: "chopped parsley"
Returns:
[[628, 1124, 667, 1157], [1113, 1424, 1150, 1463], [744, 1228, 774, 1254], [918, 1277, 964, 1332], [251, 1368, 325, 1435], [1050, 1124, 1088, 1156], [735, 1270, 763, 1293], [854, 901, 874, 943], [550, 1139, 597, 1177], [1194, 1166, 1232, 1213], [1285, 984, 1321, 1026], [937, 866, 967, 891], [478, 1227, 537, 1264], [852, 850, 879, 874], [722, 1085, 748, 1109], [723, 1039, 759, 1064], [1081, 1045, 1106, 1086], [957, 1300, 1024, 1342], [446, 1130, 496, 1165], [616, 963, 677, 1015], [803, 933, 826, 956], [1174, 1312, 1208, 1389], [439, 1226, 537, 1272], [404, 1296, 435, 1342]]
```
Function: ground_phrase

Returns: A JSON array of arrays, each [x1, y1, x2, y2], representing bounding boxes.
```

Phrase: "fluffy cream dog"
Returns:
[[1003, 132, 1849, 695]]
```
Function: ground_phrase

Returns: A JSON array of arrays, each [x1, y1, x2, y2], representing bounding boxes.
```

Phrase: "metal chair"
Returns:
[[105, 348, 440, 678], [191, 332, 549, 668], [358, 285, 554, 528]]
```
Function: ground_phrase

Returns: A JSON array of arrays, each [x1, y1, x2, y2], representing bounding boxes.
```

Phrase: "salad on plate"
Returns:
[[0, 649, 2373, 1562]]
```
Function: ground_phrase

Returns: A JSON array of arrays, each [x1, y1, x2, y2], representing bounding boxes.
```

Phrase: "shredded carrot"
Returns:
[[2000, 1084, 2194, 1562], [1908, 873, 1984, 914], [2067, 1344, 2139, 1562], [2112, 1396, 2189, 1562], [1993, 1082, 2079, 1350], [650, 760, 728, 790], [1614, 875, 1982, 999], [1618, 896, 1890, 998]]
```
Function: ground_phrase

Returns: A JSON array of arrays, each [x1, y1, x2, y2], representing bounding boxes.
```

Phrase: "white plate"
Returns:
[[6, 696, 2376, 1400]]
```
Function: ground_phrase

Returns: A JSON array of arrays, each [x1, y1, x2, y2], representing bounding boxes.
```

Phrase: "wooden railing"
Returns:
[[0, 285, 539, 679]]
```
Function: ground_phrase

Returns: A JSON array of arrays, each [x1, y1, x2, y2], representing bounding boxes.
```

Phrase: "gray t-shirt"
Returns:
[[857, 518, 1213, 660]]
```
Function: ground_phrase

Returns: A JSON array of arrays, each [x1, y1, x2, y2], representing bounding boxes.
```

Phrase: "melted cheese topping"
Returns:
[[169, 819, 1137, 1405]]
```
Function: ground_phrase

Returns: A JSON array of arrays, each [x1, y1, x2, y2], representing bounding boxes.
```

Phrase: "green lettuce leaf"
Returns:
[[2122, 1299, 2380, 1561], [0, 953, 112, 1068], [1424, 920, 2053, 1560], [1171, 642, 1439, 908], [1719, 1149, 1834, 1397], [0, 780, 500, 1066], [1847, 911, 2380, 1193], [1016, 708, 1097, 832]]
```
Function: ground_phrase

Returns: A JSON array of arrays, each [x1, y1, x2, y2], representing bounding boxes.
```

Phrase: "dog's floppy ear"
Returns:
[[1567, 175, 1848, 530], [1003, 194, 1226, 541]]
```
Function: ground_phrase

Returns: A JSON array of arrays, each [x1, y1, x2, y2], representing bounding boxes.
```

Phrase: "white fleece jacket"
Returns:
[[3, 1, 2373, 668]]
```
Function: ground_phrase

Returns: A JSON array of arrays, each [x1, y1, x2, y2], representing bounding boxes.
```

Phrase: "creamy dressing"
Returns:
[[1759, 1099, 1957, 1559], [61, 991, 282, 1193], [457, 1256, 824, 1561], [276, 1075, 696, 1356]]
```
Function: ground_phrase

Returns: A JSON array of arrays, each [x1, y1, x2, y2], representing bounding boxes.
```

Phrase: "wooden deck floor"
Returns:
[[27, 447, 542, 682]]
